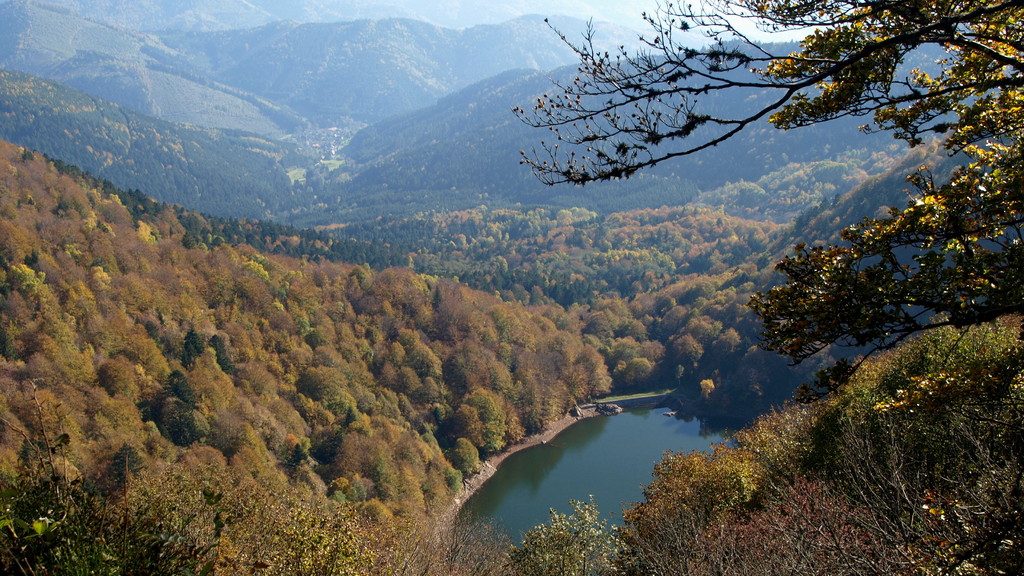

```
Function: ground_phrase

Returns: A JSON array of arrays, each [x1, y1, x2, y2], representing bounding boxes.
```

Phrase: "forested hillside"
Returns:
[[340, 204, 811, 413], [0, 141, 615, 519], [0, 70, 297, 219], [1, 53, 901, 419], [324, 148, 944, 411]]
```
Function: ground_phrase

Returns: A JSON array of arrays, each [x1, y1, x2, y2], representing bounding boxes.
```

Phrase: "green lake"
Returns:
[[459, 406, 734, 538]]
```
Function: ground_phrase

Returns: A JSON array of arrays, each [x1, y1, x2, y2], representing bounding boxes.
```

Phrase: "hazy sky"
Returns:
[[548, 0, 802, 41], [573, 1, 661, 30], [22, 0, 806, 41], [384, 0, 663, 31]]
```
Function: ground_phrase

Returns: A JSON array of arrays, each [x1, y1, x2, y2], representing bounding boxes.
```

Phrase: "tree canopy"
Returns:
[[520, 0, 1024, 396]]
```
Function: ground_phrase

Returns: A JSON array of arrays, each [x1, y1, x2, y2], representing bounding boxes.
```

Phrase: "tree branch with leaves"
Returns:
[[520, 0, 1024, 396]]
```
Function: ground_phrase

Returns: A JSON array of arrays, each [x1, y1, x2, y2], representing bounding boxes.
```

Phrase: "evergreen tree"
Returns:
[[209, 334, 234, 375], [181, 329, 206, 369], [108, 443, 144, 488]]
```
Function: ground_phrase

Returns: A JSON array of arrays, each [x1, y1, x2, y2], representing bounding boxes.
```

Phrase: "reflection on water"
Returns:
[[460, 407, 729, 539], [513, 415, 610, 495]]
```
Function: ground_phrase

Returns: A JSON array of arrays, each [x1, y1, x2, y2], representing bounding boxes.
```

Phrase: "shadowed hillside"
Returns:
[[0, 69, 296, 218]]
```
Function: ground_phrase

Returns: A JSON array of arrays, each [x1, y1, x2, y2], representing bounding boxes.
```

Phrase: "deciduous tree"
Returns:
[[509, 498, 618, 576]]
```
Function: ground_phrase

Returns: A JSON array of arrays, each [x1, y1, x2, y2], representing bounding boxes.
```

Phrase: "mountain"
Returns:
[[8, 0, 663, 32], [0, 69, 296, 218], [290, 64, 897, 226], [0, 0, 304, 135], [0, 1, 628, 131], [0, 0, 907, 229], [156, 15, 586, 125]]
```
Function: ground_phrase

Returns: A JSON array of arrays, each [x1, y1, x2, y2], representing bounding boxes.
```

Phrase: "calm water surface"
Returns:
[[459, 407, 729, 538]]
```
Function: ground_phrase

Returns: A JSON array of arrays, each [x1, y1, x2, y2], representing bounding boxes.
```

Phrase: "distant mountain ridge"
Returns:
[[304, 62, 896, 226], [156, 15, 586, 125], [0, 0, 910, 231], [0, 0, 305, 135], [0, 0, 661, 31], [0, 0, 638, 131]]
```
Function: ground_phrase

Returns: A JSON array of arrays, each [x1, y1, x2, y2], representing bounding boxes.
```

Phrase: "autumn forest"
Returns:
[[3, 0, 1024, 574]]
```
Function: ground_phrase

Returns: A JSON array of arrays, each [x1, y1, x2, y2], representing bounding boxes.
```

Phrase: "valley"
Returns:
[[1, 1, 1021, 575]]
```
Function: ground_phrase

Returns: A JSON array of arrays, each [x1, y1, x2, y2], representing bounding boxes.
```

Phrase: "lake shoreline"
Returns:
[[440, 392, 674, 525], [439, 405, 599, 525]]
